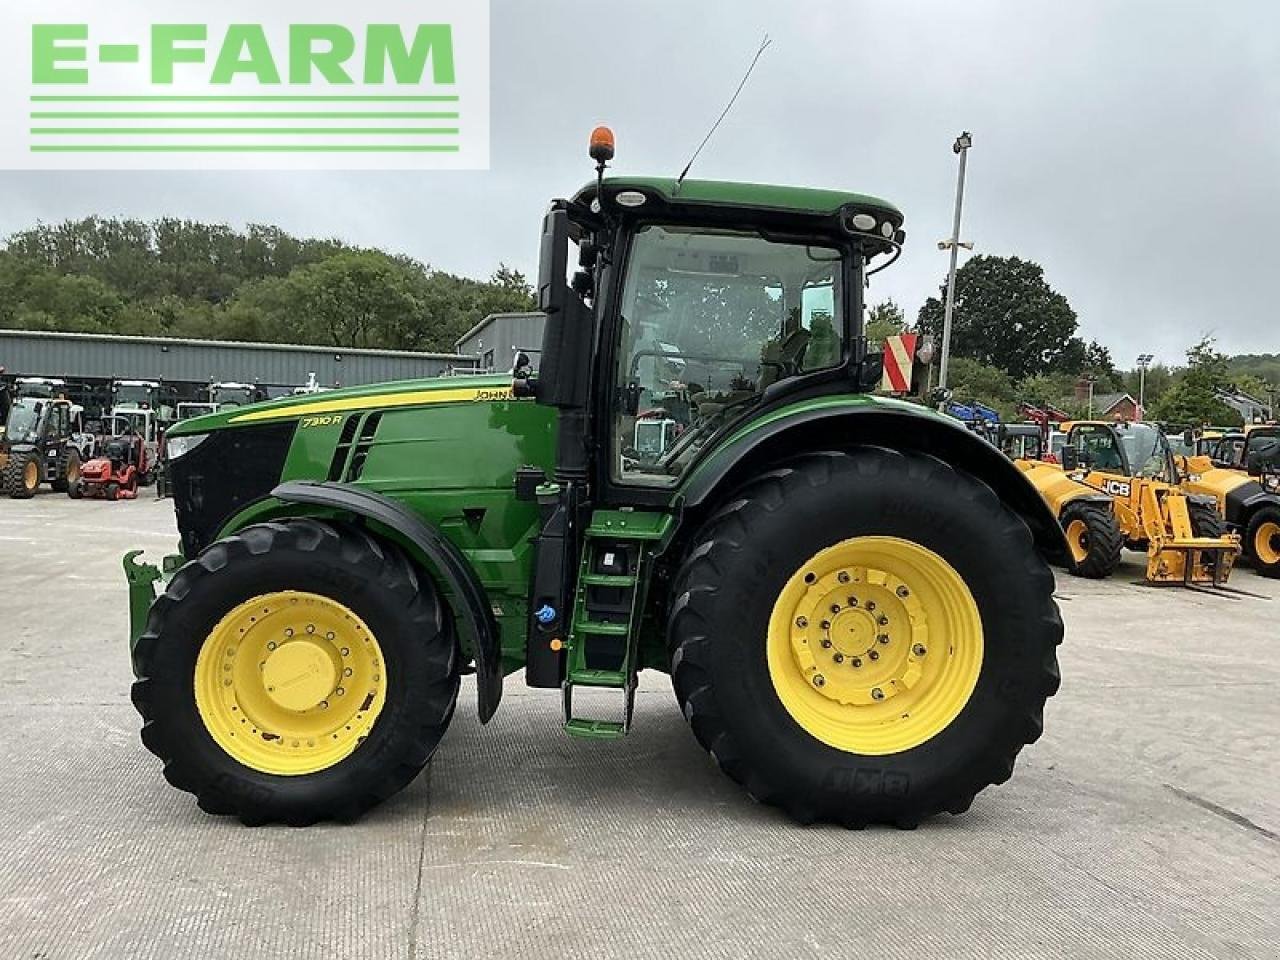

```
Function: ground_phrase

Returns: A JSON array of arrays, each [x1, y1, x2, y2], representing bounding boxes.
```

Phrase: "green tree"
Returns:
[[865, 298, 905, 346], [1150, 336, 1243, 427], [918, 255, 1079, 381]]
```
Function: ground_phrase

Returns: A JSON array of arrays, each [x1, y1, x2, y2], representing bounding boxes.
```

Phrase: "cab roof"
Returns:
[[574, 176, 901, 220]]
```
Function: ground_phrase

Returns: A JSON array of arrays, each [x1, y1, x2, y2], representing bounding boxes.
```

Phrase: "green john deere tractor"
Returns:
[[126, 133, 1065, 828]]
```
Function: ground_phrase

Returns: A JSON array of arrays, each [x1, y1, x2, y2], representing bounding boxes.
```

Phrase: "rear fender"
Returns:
[[271, 481, 503, 723], [680, 402, 1068, 560]]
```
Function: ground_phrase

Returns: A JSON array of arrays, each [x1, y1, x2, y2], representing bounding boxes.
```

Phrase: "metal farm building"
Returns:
[[0, 329, 479, 397], [454, 312, 546, 372]]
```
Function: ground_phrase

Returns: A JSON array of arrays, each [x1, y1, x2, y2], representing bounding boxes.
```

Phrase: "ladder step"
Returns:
[[585, 510, 674, 541], [567, 668, 628, 688], [581, 573, 637, 587], [565, 718, 626, 740], [574, 619, 629, 636]]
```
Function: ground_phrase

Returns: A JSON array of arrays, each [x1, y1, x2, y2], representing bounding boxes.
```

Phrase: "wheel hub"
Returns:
[[789, 567, 925, 707], [767, 536, 985, 756], [194, 591, 386, 776], [262, 639, 339, 712]]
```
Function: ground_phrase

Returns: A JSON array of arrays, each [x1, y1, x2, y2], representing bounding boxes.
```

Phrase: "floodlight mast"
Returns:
[[937, 131, 973, 397]]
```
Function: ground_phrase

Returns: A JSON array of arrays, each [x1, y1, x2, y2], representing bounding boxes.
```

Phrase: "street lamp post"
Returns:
[[1086, 375, 1098, 419], [937, 131, 974, 396], [1136, 353, 1154, 420]]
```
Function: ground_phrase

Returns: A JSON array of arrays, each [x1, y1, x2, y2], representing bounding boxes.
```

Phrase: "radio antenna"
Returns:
[[676, 33, 772, 188]]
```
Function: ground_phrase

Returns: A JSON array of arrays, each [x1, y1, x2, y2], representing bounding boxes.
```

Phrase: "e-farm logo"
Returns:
[[0, 1, 489, 169]]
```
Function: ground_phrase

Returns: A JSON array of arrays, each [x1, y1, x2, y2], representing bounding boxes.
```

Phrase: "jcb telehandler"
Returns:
[[1019, 420, 1239, 585], [125, 131, 1065, 828], [0, 396, 82, 498], [1177, 425, 1280, 577]]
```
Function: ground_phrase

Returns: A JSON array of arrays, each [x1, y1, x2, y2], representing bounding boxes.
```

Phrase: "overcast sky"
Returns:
[[2, 0, 1278, 367]]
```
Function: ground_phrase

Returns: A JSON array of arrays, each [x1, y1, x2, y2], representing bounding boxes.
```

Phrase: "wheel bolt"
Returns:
[[284, 628, 294, 638], [813, 674, 826, 687], [896, 586, 910, 598], [913, 644, 927, 657], [871, 687, 885, 700], [795, 616, 808, 629], [326, 632, 335, 641], [866, 601, 876, 612], [833, 653, 844, 663], [319, 701, 329, 710], [340, 647, 350, 657], [878, 615, 889, 626], [877, 634, 890, 645], [869, 651, 880, 661], [821, 638, 833, 649], [336, 687, 345, 696], [837, 571, 850, 584], [266, 641, 277, 651], [851, 657, 862, 668], [830, 604, 841, 614], [847, 596, 858, 607], [306, 624, 315, 634], [820, 620, 831, 630]]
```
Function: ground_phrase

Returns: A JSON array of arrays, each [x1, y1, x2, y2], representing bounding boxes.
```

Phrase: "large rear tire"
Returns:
[[1059, 501, 1123, 579], [669, 448, 1062, 827], [1243, 507, 1280, 579], [132, 519, 460, 825]]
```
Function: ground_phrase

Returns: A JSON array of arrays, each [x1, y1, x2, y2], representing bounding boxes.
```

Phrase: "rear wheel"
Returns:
[[5, 452, 41, 499], [669, 448, 1062, 827], [131, 519, 460, 825], [1244, 507, 1280, 578], [1059, 501, 1123, 579]]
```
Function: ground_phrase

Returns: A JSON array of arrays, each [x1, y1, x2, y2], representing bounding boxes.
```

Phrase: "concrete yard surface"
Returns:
[[0, 492, 1277, 959]]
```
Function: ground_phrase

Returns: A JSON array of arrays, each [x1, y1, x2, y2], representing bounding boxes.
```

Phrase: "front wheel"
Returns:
[[1244, 507, 1280, 578], [5, 452, 41, 499], [1060, 501, 1123, 579], [669, 448, 1062, 827], [132, 519, 460, 825]]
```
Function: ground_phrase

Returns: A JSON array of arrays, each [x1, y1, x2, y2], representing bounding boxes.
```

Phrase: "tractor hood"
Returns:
[[166, 373, 518, 437]]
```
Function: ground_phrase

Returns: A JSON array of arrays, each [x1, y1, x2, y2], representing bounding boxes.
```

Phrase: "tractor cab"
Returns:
[[1060, 420, 1177, 483], [1243, 426, 1280, 485], [999, 423, 1045, 462]]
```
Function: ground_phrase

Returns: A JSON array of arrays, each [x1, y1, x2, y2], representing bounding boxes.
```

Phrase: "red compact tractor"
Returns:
[[71, 435, 142, 500]]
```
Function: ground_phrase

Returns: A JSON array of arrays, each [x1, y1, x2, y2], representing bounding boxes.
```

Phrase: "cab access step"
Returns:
[[561, 510, 673, 739]]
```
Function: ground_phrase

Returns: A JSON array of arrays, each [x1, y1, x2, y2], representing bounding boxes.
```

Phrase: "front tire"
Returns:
[[5, 452, 40, 499], [132, 519, 460, 825], [669, 448, 1062, 827], [1060, 501, 1123, 579]]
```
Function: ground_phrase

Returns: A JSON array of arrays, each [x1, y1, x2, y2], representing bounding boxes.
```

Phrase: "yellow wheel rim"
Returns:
[[1256, 521, 1280, 566], [767, 536, 984, 755], [1065, 519, 1090, 564], [194, 591, 387, 776], [23, 460, 38, 490]]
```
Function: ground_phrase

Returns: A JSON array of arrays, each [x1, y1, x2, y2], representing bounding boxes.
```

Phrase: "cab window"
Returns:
[[612, 224, 844, 485]]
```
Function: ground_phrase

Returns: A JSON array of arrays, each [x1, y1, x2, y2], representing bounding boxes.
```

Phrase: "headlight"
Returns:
[[165, 433, 209, 461], [1263, 474, 1280, 493]]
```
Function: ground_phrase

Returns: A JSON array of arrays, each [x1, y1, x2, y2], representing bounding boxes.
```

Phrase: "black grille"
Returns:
[[170, 421, 297, 556]]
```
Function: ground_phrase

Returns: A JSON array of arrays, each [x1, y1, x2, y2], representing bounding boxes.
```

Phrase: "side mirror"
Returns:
[[1061, 447, 1078, 471], [537, 207, 569, 315], [1182, 429, 1194, 446]]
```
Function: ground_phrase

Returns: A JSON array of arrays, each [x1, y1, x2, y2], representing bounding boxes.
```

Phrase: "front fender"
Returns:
[[272, 481, 503, 723], [680, 399, 1068, 560]]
